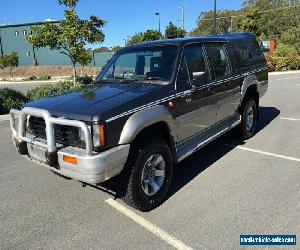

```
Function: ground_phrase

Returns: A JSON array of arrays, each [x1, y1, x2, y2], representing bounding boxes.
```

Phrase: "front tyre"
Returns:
[[122, 140, 173, 211], [237, 98, 258, 140]]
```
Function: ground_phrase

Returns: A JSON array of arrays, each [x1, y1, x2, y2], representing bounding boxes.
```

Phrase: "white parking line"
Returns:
[[280, 117, 300, 121], [105, 198, 193, 250], [225, 145, 300, 162]]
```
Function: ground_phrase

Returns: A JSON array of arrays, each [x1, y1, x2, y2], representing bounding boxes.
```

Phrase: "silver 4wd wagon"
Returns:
[[10, 33, 268, 211]]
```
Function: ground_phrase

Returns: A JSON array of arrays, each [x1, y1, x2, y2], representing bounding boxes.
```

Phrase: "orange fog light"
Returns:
[[63, 155, 78, 166]]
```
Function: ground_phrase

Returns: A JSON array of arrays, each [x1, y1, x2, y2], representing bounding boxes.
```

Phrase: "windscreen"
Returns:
[[97, 45, 178, 83]]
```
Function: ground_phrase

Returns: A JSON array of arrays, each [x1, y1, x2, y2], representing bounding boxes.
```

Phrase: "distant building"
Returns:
[[0, 21, 113, 67]]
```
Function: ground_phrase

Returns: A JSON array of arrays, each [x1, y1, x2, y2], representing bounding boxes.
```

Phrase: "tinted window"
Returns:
[[232, 40, 264, 69], [205, 44, 231, 80], [184, 44, 210, 86]]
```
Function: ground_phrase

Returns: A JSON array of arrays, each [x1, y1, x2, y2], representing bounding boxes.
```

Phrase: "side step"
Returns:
[[176, 113, 241, 162]]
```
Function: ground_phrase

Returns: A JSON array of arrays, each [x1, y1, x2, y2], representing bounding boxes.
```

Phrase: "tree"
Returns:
[[279, 27, 300, 55], [77, 50, 92, 75], [191, 10, 239, 36], [27, 0, 106, 84], [111, 46, 121, 52], [0, 52, 19, 77], [127, 30, 162, 46], [94, 47, 110, 53], [142, 30, 163, 42], [126, 32, 144, 45], [191, 0, 300, 41], [237, 6, 261, 37], [239, 0, 300, 38], [165, 22, 185, 39]]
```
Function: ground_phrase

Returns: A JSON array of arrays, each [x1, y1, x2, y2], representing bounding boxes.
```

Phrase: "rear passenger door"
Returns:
[[205, 43, 240, 123], [176, 43, 217, 143]]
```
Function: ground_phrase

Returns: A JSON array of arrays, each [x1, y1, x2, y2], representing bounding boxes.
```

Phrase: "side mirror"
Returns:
[[192, 71, 208, 85]]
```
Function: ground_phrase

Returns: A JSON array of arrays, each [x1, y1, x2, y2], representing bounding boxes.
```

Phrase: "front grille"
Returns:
[[27, 116, 85, 148]]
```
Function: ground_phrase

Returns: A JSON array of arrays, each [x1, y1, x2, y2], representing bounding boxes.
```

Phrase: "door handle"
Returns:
[[183, 89, 192, 97]]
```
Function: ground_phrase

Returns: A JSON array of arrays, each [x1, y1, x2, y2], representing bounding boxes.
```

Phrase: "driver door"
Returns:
[[176, 43, 218, 143]]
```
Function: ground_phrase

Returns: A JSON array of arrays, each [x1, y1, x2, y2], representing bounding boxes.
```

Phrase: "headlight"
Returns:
[[92, 123, 106, 147]]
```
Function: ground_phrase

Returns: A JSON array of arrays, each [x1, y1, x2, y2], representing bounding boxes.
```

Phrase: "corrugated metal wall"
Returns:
[[0, 23, 114, 67]]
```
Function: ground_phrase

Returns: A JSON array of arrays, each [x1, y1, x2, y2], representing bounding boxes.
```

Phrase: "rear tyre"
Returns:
[[122, 139, 173, 211], [237, 98, 258, 140]]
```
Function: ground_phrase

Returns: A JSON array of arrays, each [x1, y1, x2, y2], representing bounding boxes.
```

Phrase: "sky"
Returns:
[[0, 0, 243, 48]]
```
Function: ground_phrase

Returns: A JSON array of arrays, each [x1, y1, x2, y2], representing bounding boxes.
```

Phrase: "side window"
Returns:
[[248, 41, 263, 58], [232, 40, 264, 70], [232, 42, 252, 69], [184, 44, 210, 86], [205, 43, 231, 80]]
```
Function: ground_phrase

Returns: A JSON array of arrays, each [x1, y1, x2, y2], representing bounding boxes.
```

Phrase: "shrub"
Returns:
[[265, 54, 275, 72], [0, 88, 29, 115], [76, 75, 93, 85], [67, 75, 94, 84], [273, 44, 298, 57], [27, 81, 72, 101], [270, 56, 300, 71], [38, 75, 51, 81], [26, 81, 86, 101], [0, 52, 19, 77], [23, 75, 51, 81], [24, 76, 37, 81]]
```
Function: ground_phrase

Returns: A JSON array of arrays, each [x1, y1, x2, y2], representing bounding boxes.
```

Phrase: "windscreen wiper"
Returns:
[[146, 77, 165, 81], [119, 79, 139, 83], [93, 79, 115, 84]]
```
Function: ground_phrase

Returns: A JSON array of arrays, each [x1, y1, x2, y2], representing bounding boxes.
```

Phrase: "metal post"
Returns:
[[0, 28, 3, 56], [155, 12, 161, 33], [213, 0, 217, 34], [182, 7, 185, 31], [230, 16, 234, 33], [92, 51, 95, 67], [178, 6, 185, 30], [0, 36, 3, 56]]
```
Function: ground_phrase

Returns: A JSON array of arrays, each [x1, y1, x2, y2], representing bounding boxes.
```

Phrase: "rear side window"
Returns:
[[205, 43, 231, 80], [232, 40, 264, 70]]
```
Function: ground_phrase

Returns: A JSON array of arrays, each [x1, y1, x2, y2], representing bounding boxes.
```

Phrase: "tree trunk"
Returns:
[[72, 64, 76, 85]]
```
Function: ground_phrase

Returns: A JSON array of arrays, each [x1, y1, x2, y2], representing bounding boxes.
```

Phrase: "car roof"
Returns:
[[127, 32, 254, 48]]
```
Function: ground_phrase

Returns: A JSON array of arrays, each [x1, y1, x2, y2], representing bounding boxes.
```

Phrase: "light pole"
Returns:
[[213, 0, 217, 34], [155, 12, 161, 33], [178, 6, 185, 31]]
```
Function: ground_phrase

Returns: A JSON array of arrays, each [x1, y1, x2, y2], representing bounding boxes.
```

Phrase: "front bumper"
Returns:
[[10, 107, 130, 184]]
